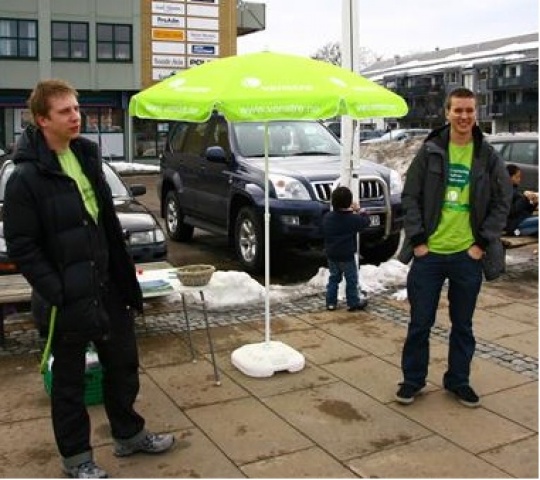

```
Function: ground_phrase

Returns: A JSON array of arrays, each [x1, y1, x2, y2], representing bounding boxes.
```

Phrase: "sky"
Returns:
[[237, 0, 539, 60]]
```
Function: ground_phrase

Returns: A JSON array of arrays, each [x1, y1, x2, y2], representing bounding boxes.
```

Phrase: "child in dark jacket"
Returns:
[[505, 164, 538, 236], [322, 186, 370, 311]]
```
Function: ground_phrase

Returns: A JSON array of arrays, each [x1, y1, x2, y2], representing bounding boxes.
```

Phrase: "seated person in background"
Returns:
[[505, 164, 538, 236]]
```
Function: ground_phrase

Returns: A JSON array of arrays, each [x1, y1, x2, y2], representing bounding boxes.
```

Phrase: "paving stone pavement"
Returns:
[[0, 250, 537, 478]]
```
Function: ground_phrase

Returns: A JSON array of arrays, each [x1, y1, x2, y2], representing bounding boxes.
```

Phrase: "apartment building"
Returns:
[[362, 33, 538, 134], [0, 0, 265, 159]]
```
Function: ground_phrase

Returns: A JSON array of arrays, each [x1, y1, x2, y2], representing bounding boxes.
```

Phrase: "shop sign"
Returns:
[[152, 28, 185, 41], [190, 44, 218, 55], [152, 15, 185, 28], [152, 2, 185, 15]]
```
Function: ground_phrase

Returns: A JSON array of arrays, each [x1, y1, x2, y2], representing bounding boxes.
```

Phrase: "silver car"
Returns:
[[488, 133, 538, 191], [361, 128, 430, 144], [0, 160, 167, 274]]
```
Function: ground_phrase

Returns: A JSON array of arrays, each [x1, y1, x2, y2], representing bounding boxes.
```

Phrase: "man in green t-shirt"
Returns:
[[394, 87, 511, 408], [4, 80, 174, 478]]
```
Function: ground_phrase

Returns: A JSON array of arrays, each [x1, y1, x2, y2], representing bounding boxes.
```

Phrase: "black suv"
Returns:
[[159, 115, 404, 273]]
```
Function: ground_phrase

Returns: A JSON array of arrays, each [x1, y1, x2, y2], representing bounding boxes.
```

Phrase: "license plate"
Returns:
[[369, 215, 380, 226]]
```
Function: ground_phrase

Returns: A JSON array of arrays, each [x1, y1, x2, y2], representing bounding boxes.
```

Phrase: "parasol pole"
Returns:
[[230, 121, 305, 377], [263, 122, 271, 344]]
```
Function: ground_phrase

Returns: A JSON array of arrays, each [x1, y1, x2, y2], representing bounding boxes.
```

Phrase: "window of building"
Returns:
[[447, 71, 459, 83], [506, 65, 520, 78], [97, 23, 132, 61], [134, 119, 169, 158], [463, 74, 474, 90], [0, 18, 38, 58], [508, 92, 521, 104], [81, 107, 124, 133], [51, 21, 88, 60], [13, 108, 33, 134], [477, 94, 488, 106]]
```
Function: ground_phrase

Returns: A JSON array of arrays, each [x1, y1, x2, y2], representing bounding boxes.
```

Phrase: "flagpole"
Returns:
[[339, 0, 359, 188]]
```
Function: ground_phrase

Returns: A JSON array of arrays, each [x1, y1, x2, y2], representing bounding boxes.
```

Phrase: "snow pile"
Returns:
[[178, 258, 412, 309], [359, 137, 423, 178], [304, 259, 408, 295], [112, 161, 160, 174], [196, 270, 267, 307]]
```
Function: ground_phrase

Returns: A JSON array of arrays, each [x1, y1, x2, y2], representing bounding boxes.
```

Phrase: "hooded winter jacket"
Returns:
[[397, 124, 512, 264], [4, 126, 143, 341]]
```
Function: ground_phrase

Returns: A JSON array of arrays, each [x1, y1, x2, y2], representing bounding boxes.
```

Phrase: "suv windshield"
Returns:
[[232, 121, 341, 158]]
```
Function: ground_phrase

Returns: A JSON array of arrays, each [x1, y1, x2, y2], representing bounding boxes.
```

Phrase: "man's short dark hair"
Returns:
[[331, 186, 353, 210], [506, 164, 520, 177], [445, 87, 476, 111], [27, 79, 78, 124]]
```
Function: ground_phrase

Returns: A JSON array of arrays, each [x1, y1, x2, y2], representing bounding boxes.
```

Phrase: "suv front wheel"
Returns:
[[234, 207, 264, 273], [164, 191, 194, 242]]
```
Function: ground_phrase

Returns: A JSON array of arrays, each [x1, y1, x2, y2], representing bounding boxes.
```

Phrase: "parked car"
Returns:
[[323, 120, 384, 142], [158, 115, 404, 273], [0, 159, 167, 274], [0, 145, 10, 167], [361, 128, 431, 144], [487, 133, 538, 191]]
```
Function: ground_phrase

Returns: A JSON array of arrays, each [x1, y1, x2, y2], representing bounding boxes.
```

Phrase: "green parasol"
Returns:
[[129, 51, 407, 122], [129, 51, 408, 377]]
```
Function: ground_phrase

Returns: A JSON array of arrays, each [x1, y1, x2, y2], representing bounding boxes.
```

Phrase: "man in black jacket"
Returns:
[[395, 87, 511, 408], [4, 79, 174, 478]]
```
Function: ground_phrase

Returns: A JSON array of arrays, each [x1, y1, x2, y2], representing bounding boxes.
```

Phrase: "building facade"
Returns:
[[362, 33, 538, 134], [0, 0, 265, 159]]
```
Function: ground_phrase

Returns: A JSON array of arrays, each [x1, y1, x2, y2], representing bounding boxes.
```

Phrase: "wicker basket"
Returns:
[[177, 264, 215, 286]]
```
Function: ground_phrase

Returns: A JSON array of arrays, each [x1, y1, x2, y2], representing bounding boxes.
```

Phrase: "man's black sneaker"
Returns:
[[395, 383, 422, 404], [347, 298, 368, 312], [63, 461, 108, 478], [326, 304, 336, 311], [446, 385, 481, 408]]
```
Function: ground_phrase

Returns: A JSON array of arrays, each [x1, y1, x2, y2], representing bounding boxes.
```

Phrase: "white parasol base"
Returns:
[[231, 341, 305, 378]]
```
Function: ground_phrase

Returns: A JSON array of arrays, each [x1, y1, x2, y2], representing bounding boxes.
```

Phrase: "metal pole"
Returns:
[[264, 122, 270, 344], [342, 0, 363, 269], [339, 0, 353, 188]]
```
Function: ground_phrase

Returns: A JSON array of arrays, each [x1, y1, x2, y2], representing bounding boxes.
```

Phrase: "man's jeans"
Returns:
[[401, 250, 483, 389], [326, 259, 360, 307], [515, 216, 538, 236]]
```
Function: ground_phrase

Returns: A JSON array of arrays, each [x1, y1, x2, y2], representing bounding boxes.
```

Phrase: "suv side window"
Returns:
[[211, 117, 231, 157], [183, 122, 209, 156], [169, 123, 189, 153]]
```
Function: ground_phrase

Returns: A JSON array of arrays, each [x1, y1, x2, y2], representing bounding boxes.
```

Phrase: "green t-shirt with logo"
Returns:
[[58, 149, 100, 223], [428, 142, 474, 253]]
